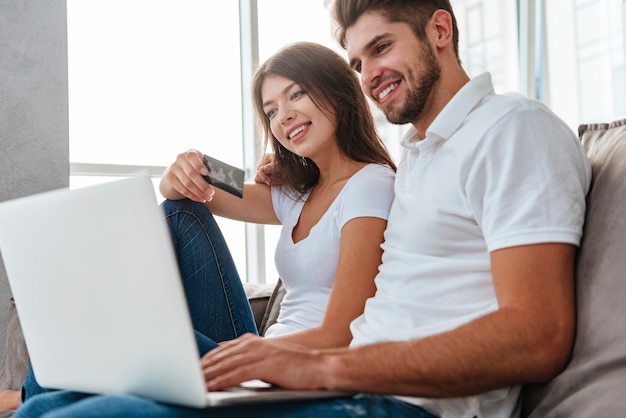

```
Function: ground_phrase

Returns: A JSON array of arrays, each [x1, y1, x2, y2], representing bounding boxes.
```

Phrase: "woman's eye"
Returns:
[[291, 90, 306, 100], [266, 109, 277, 119]]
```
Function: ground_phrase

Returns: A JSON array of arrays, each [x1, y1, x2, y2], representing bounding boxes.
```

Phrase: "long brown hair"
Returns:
[[332, 0, 460, 64], [252, 41, 396, 195]]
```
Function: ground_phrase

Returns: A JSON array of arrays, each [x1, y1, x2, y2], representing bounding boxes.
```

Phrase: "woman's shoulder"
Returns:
[[350, 163, 396, 186], [270, 185, 307, 223], [339, 163, 395, 207]]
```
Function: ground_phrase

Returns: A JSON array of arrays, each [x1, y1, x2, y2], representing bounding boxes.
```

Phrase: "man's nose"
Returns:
[[360, 61, 379, 99]]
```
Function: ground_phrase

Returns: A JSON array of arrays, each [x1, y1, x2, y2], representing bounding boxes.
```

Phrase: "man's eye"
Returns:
[[354, 63, 362, 74], [377, 43, 390, 53]]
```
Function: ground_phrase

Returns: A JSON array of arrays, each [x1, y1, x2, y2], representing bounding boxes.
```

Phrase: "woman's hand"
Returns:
[[159, 149, 215, 202]]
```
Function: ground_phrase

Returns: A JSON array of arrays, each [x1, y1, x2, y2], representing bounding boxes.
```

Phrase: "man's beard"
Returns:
[[384, 43, 441, 125]]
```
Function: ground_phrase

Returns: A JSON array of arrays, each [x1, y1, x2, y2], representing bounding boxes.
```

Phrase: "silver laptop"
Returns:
[[0, 176, 349, 408]]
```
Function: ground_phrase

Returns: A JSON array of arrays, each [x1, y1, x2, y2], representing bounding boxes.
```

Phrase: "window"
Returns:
[[67, 0, 625, 285], [67, 0, 247, 276], [453, 0, 520, 93], [545, 0, 625, 128], [68, 0, 243, 168], [452, 0, 625, 130]]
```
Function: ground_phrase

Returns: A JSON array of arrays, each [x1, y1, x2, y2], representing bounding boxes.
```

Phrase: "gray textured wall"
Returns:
[[0, 0, 69, 358]]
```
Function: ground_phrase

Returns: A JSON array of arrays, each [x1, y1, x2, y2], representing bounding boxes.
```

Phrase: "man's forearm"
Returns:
[[320, 308, 572, 398]]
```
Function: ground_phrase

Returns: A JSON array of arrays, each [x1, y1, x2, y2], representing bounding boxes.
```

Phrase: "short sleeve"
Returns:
[[335, 164, 396, 229], [465, 103, 591, 252], [271, 186, 303, 224]]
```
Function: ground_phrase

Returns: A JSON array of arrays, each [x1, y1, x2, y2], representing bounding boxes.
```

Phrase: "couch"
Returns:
[[0, 118, 624, 417]]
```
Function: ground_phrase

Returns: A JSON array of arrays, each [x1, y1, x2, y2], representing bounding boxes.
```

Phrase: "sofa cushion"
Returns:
[[0, 299, 28, 393], [258, 279, 285, 336], [242, 281, 276, 332], [521, 119, 626, 417]]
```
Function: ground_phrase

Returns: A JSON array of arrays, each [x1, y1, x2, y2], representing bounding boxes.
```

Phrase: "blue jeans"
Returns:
[[14, 392, 438, 418], [21, 199, 258, 401]]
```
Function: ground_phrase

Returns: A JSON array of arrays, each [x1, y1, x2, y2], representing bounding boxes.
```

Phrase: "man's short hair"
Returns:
[[332, 0, 460, 61]]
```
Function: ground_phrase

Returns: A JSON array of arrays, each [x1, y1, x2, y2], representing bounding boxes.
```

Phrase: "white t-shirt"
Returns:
[[349, 73, 591, 418], [264, 163, 395, 337]]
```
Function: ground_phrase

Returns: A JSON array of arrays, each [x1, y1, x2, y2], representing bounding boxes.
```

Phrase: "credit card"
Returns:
[[202, 155, 245, 198]]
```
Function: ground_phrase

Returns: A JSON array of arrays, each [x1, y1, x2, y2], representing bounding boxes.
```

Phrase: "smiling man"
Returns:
[[11, 2, 592, 418]]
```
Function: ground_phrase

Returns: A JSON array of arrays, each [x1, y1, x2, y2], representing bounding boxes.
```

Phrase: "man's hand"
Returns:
[[201, 334, 329, 391], [159, 149, 215, 202], [254, 153, 277, 186]]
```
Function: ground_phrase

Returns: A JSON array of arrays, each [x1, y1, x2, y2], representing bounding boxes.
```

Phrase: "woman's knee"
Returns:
[[161, 199, 208, 218], [161, 199, 219, 243]]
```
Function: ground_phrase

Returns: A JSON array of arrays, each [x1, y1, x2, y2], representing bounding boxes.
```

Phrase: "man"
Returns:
[[205, 1, 591, 416], [14, 1, 591, 417]]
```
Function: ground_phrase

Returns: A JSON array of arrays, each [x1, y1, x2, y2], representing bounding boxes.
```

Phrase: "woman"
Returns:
[[13, 41, 395, 417]]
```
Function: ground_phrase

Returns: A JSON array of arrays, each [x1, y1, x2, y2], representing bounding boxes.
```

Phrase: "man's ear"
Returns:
[[430, 9, 454, 50]]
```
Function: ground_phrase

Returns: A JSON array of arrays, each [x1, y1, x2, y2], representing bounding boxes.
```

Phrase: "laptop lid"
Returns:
[[0, 176, 210, 407], [0, 176, 353, 408]]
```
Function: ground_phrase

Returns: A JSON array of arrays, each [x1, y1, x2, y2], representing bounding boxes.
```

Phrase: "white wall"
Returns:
[[0, 0, 69, 358]]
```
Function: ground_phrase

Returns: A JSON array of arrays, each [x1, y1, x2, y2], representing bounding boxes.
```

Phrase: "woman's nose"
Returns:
[[278, 107, 295, 124]]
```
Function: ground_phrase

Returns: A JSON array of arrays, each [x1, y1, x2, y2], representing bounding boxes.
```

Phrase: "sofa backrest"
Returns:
[[521, 118, 626, 417]]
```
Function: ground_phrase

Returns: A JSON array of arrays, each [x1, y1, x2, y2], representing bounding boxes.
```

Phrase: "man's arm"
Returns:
[[322, 242, 576, 396], [203, 243, 576, 396]]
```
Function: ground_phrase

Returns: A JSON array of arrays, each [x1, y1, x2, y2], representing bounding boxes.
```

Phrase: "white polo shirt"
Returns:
[[349, 73, 591, 418]]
